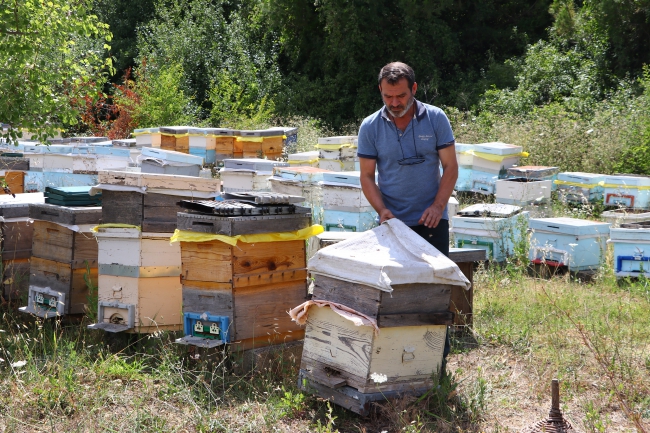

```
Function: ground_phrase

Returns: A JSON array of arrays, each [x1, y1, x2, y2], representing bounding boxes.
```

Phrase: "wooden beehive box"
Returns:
[[160, 126, 190, 153], [178, 210, 311, 350], [0, 193, 44, 299], [19, 204, 101, 317], [0, 171, 25, 195], [89, 228, 182, 333], [302, 275, 453, 393], [97, 170, 221, 232], [300, 219, 472, 395]]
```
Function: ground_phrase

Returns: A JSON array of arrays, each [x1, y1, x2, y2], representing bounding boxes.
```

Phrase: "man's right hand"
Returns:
[[379, 208, 395, 224]]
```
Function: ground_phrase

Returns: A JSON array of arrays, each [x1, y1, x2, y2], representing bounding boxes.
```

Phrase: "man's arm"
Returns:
[[359, 157, 394, 223], [419, 144, 458, 228]]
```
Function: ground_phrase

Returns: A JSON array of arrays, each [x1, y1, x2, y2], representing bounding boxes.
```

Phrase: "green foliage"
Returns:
[[124, 62, 198, 127], [0, 0, 113, 142]]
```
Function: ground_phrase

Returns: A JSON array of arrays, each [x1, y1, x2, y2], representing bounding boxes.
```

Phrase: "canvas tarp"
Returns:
[[308, 218, 471, 293]]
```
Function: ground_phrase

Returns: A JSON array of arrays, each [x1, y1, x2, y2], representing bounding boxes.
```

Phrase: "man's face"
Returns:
[[379, 78, 417, 118]]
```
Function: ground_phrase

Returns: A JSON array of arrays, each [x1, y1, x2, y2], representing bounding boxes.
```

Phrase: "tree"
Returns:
[[0, 0, 112, 142]]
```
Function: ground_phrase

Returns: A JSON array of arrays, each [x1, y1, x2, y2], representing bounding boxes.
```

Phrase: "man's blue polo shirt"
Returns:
[[357, 99, 455, 226]]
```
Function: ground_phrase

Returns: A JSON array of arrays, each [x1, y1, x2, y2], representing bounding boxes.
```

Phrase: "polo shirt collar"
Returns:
[[380, 99, 427, 122]]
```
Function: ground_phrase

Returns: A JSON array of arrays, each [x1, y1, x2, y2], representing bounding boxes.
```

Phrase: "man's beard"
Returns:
[[386, 95, 415, 118]]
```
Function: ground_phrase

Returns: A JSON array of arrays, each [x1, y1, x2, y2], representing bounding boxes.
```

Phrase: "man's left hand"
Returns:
[[419, 203, 444, 228]]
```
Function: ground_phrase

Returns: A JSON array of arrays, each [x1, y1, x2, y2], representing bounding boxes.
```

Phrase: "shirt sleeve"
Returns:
[[357, 118, 378, 159], [435, 110, 455, 150]]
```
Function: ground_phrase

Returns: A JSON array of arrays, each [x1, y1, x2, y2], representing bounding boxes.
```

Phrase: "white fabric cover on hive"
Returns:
[[308, 218, 471, 292]]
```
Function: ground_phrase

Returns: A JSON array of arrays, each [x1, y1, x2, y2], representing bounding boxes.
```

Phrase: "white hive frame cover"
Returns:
[[308, 218, 471, 292]]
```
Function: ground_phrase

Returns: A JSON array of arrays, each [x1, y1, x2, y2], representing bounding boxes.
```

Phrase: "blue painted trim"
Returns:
[[616, 255, 650, 273]]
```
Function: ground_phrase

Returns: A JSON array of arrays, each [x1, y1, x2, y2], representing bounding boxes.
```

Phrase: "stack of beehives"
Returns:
[[220, 158, 288, 193], [291, 219, 471, 415], [19, 201, 102, 318], [317, 171, 378, 232], [316, 136, 358, 172], [235, 129, 285, 160], [86, 170, 221, 333], [173, 192, 317, 350], [269, 166, 332, 208], [0, 193, 44, 300]]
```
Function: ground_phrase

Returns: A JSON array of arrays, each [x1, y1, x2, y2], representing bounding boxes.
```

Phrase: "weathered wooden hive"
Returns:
[[95, 170, 221, 233], [295, 219, 471, 402], [174, 193, 314, 350], [19, 203, 102, 318], [88, 227, 182, 333], [0, 192, 44, 300]]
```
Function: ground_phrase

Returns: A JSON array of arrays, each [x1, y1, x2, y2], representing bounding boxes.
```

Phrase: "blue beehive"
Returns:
[[456, 166, 473, 191], [507, 166, 559, 190], [554, 172, 605, 204], [602, 175, 650, 209], [529, 217, 610, 271], [322, 208, 378, 232], [609, 222, 650, 277], [451, 203, 529, 261], [141, 147, 204, 166], [470, 170, 500, 195], [189, 147, 217, 164]]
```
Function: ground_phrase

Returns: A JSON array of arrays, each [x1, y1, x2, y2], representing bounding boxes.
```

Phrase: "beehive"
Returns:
[[176, 206, 313, 350], [602, 174, 650, 209], [89, 228, 182, 333], [495, 178, 552, 205], [451, 203, 529, 261], [160, 126, 190, 153], [297, 219, 471, 397], [608, 222, 650, 278], [132, 127, 161, 147], [529, 217, 610, 271], [0, 193, 44, 300], [20, 204, 102, 317], [554, 172, 605, 203]]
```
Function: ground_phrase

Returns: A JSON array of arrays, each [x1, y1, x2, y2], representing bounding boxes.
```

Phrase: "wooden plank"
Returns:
[[450, 262, 473, 327], [301, 305, 373, 380], [1, 219, 34, 253], [143, 193, 186, 223], [0, 157, 30, 171], [377, 312, 454, 327], [72, 231, 99, 262], [306, 368, 348, 388], [449, 247, 488, 263], [142, 220, 177, 233], [229, 329, 304, 352], [300, 356, 369, 394], [137, 276, 183, 327], [30, 257, 96, 314], [2, 258, 31, 300], [232, 240, 305, 276], [312, 275, 381, 318], [233, 279, 307, 341], [379, 284, 452, 315], [180, 241, 232, 283], [101, 190, 143, 226], [232, 269, 307, 288], [1, 249, 31, 260], [182, 282, 233, 318], [98, 170, 220, 193], [140, 237, 181, 268], [29, 204, 101, 225], [32, 220, 74, 263]]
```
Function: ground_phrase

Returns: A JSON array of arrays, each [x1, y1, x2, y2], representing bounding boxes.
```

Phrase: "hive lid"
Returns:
[[529, 217, 610, 236], [473, 142, 523, 155], [159, 126, 191, 134], [556, 172, 605, 184], [317, 136, 357, 145], [603, 174, 650, 187], [288, 150, 319, 161], [308, 218, 471, 292], [457, 203, 522, 218]]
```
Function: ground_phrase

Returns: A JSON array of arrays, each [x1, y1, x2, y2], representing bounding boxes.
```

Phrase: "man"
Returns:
[[357, 61, 458, 256]]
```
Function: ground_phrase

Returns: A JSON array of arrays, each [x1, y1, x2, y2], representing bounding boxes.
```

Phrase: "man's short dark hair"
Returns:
[[378, 62, 415, 88]]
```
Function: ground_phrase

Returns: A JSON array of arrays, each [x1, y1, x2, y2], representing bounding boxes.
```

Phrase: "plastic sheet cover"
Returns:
[[308, 218, 471, 292]]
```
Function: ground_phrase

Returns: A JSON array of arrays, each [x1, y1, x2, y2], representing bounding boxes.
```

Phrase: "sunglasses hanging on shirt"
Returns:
[[395, 118, 425, 166]]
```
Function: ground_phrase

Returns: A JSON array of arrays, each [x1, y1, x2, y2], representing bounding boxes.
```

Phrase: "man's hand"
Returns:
[[379, 208, 395, 224], [419, 203, 444, 228]]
